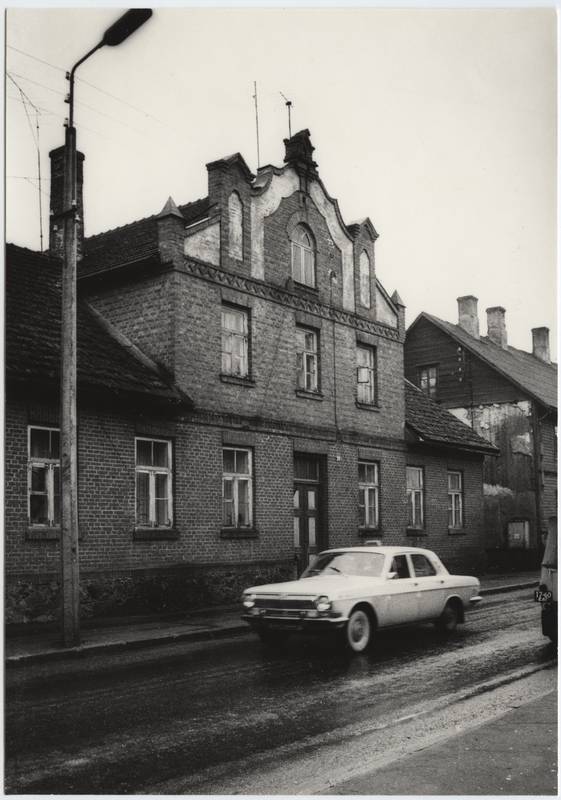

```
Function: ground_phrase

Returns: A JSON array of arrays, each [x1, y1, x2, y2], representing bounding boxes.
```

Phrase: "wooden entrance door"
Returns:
[[293, 453, 324, 576]]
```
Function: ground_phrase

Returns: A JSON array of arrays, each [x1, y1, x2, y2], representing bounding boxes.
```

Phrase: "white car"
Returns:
[[242, 545, 482, 652]]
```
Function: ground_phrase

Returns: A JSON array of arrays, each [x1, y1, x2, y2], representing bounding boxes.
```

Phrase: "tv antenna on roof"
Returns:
[[253, 81, 261, 169], [280, 92, 292, 139]]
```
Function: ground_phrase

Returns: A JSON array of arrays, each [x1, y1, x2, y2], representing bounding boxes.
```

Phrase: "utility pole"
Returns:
[[58, 8, 152, 647]]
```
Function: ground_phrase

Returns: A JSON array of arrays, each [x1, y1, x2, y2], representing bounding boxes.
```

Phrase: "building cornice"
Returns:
[[178, 257, 401, 342]]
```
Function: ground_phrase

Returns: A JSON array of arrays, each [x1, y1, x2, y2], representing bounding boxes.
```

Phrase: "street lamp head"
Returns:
[[101, 9, 152, 47]]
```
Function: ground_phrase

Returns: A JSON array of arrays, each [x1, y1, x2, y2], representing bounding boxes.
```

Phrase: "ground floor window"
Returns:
[[358, 461, 379, 529], [223, 447, 253, 528], [406, 466, 424, 529], [28, 426, 60, 527], [448, 470, 463, 528], [135, 437, 173, 527]]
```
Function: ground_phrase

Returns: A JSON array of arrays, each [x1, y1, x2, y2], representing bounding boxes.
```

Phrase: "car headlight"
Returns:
[[314, 595, 332, 613], [242, 593, 256, 609]]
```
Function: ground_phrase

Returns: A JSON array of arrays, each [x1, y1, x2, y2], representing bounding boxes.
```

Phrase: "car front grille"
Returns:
[[254, 597, 315, 611]]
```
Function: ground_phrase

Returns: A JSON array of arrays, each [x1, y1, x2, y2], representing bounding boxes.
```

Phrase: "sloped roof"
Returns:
[[80, 197, 209, 276], [412, 312, 557, 411], [6, 243, 191, 409], [405, 380, 498, 454]]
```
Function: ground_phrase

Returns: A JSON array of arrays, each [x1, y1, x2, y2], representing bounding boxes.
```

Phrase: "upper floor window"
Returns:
[[358, 461, 379, 529], [296, 327, 319, 392], [223, 447, 253, 528], [222, 306, 249, 378], [357, 344, 376, 405], [135, 438, 173, 528], [448, 471, 463, 528], [291, 225, 315, 288], [228, 191, 243, 260], [28, 426, 60, 527], [419, 364, 438, 400], [359, 250, 371, 308], [406, 466, 424, 529]]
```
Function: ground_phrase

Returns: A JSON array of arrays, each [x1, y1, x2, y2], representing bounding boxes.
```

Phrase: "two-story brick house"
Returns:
[[6, 131, 496, 623], [405, 296, 557, 569]]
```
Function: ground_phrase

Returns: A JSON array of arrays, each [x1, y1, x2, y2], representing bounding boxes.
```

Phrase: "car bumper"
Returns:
[[468, 595, 483, 606], [242, 612, 347, 632]]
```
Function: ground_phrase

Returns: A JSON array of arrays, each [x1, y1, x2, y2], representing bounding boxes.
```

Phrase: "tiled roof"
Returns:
[[405, 380, 498, 453], [415, 313, 558, 411], [6, 243, 191, 409], [80, 197, 209, 276]]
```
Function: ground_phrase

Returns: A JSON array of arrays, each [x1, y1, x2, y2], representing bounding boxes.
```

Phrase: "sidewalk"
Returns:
[[5, 570, 540, 666], [328, 689, 557, 795]]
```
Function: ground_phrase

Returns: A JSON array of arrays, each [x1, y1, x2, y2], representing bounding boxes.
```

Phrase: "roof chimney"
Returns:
[[283, 129, 318, 177], [49, 145, 85, 261], [457, 295, 479, 339], [532, 327, 551, 364], [486, 306, 508, 349]]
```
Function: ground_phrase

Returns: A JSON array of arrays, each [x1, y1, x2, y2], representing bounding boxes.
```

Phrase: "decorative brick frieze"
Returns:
[[177, 257, 401, 343]]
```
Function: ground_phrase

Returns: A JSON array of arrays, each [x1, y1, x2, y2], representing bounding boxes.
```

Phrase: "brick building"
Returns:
[[6, 131, 496, 624], [405, 297, 557, 569]]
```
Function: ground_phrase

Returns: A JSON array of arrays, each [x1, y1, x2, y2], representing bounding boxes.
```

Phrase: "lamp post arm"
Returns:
[[67, 41, 104, 128]]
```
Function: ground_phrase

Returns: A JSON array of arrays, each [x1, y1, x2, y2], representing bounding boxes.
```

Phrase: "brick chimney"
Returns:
[[283, 129, 318, 178], [532, 327, 551, 363], [49, 145, 85, 261], [486, 306, 508, 349], [457, 295, 479, 339]]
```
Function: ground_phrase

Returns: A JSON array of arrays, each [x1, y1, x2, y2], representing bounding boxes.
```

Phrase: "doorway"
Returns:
[[293, 453, 325, 576]]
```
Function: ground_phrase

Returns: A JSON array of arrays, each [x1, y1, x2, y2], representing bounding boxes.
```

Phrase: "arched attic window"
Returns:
[[228, 191, 243, 260], [359, 250, 371, 308], [291, 225, 316, 288]]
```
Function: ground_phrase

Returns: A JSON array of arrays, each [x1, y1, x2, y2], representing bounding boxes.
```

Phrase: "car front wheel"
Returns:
[[436, 600, 460, 633], [344, 608, 372, 653]]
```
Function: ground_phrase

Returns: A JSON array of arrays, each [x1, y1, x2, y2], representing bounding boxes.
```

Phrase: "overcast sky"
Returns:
[[6, 7, 557, 358]]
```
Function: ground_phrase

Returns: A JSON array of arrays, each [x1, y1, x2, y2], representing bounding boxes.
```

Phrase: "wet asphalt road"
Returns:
[[5, 588, 556, 794]]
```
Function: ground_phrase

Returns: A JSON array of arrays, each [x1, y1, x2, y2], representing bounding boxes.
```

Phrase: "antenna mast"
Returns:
[[253, 81, 261, 169], [280, 92, 292, 139]]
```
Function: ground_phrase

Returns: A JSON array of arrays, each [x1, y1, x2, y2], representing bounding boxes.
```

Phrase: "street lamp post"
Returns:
[[59, 9, 152, 647]]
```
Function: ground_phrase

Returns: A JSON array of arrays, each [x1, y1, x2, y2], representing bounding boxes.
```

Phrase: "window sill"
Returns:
[[356, 401, 380, 412], [448, 527, 466, 535], [296, 389, 324, 401], [406, 528, 427, 536], [134, 528, 179, 541], [220, 374, 255, 387], [27, 527, 60, 541], [293, 281, 319, 297], [220, 527, 259, 540]]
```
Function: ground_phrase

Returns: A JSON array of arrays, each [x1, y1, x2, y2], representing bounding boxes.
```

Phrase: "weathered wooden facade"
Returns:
[[405, 297, 557, 569]]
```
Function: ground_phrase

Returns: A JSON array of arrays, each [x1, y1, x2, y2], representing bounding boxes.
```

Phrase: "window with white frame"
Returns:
[[291, 225, 316, 288], [358, 461, 379, 529], [221, 306, 249, 378], [223, 447, 253, 528], [406, 466, 424, 528], [135, 438, 173, 528], [28, 426, 60, 527], [419, 365, 438, 400], [296, 327, 319, 392], [448, 471, 463, 528], [357, 344, 376, 404], [359, 250, 371, 308]]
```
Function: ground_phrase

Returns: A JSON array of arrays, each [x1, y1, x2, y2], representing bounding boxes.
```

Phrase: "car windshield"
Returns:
[[302, 551, 385, 578]]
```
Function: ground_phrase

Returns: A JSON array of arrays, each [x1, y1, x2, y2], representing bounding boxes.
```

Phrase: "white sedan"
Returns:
[[242, 545, 482, 652]]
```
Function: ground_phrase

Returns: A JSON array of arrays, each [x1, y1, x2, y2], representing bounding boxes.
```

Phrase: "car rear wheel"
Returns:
[[436, 601, 459, 633], [344, 608, 372, 653]]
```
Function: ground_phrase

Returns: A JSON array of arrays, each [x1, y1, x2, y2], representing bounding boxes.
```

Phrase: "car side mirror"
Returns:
[[387, 571, 397, 580]]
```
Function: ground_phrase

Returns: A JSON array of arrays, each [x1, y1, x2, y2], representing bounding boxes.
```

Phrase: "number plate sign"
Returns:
[[534, 589, 553, 603]]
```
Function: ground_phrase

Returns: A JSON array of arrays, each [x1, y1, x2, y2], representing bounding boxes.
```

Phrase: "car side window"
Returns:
[[410, 554, 437, 577], [390, 555, 410, 579]]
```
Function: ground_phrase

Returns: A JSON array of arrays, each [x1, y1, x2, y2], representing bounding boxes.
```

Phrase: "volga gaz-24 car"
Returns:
[[242, 545, 482, 652]]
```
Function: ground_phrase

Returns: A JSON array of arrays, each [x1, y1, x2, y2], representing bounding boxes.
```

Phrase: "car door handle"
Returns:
[[414, 582, 419, 587]]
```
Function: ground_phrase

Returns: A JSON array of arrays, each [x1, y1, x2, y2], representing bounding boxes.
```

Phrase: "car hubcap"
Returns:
[[348, 611, 370, 651]]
